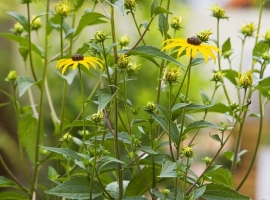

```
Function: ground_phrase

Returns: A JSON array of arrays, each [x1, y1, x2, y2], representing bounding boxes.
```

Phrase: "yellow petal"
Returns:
[[79, 61, 89, 70], [72, 62, 79, 70]]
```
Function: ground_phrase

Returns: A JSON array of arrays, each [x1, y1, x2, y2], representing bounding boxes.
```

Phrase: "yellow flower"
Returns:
[[162, 36, 221, 63], [241, 22, 256, 37], [56, 54, 103, 74], [54, 0, 71, 17], [209, 3, 228, 19], [238, 70, 253, 89]]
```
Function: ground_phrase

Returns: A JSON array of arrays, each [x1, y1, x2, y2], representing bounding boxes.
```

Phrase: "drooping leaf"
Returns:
[[73, 12, 108, 38], [0, 33, 44, 58], [201, 183, 250, 200], [205, 168, 233, 188], [105, 0, 124, 15], [96, 132, 131, 145], [158, 160, 177, 178], [183, 120, 219, 135], [46, 177, 102, 199], [97, 88, 116, 111], [125, 167, 160, 196], [126, 46, 184, 68], [17, 77, 36, 97], [54, 69, 77, 85], [222, 69, 238, 86], [41, 146, 82, 161], [7, 11, 29, 32], [153, 6, 172, 16], [150, 0, 158, 17], [19, 114, 41, 163]]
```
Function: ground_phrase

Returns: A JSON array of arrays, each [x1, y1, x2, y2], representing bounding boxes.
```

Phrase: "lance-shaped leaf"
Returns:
[[105, 0, 124, 15], [41, 146, 82, 161], [205, 168, 233, 188], [183, 120, 220, 135], [97, 88, 116, 111], [159, 160, 177, 178], [7, 11, 29, 32]]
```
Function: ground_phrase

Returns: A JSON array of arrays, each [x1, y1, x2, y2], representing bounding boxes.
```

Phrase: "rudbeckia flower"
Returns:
[[162, 36, 221, 63], [56, 54, 103, 74]]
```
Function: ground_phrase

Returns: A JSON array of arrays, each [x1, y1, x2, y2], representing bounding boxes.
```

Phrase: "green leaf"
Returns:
[[257, 76, 270, 87], [253, 41, 269, 57], [137, 146, 158, 155], [222, 38, 231, 53], [73, 12, 108, 38], [106, 181, 129, 199], [150, 0, 158, 17], [191, 58, 206, 66], [126, 46, 184, 68], [55, 69, 77, 85], [205, 168, 233, 188], [97, 156, 125, 174], [0, 176, 18, 188], [19, 114, 40, 163], [193, 185, 206, 199], [41, 146, 82, 161], [105, 0, 124, 15], [201, 183, 250, 200], [123, 197, 148, 200], [159, 160, 177, 178], [0, 191, 29, 200], [74, 0, 85, 10], [7, 11, 29, 32], [125, 167, 160, 196], [96, 132, 131, 145], [183, 120, 219, 135], [200, 89, 211, 105], [153, 6, 172, 16], [223, 69, 238, 86], [46, 177, 102, 199], [17, 77, 35, 97], [158, 13, 168, 37], [0, 33, 44, 58], [210, 134, 222, 143], [97, 88, 116, 111]]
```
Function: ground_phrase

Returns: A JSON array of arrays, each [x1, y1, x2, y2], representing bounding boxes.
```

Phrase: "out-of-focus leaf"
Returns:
[[222, 37, 231, 53], [253, 41, 269, 57], [183, 120, 219, 135], [7, 11, 29, 32], [205, 168, 233, 188], [105, 0, 124, 15]]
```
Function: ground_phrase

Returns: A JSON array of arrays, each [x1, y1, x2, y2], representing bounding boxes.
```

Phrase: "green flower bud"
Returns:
[[218, 121, 228, 132], [197, 29, 213, 43], [54, 0, 71, 17], [146, 101, 156, 111], [202, 156, 212, 165], [181, 146, 194, 158], [241, 22, 256, 37], [14, 22, 24, 35], [61, 132, 73, 143], [117, 53, 132, 70], [263, 29, 270, 43], [124, 0, 136, 10], [222, 50, 233, 59], [261, 52, 270, 61], [6, 70, 18, 81], [211, 71, 225, 83], [119, 34, 130, 47], [229, 102, 240, 111], [31, 15, 42, 31], [165, 67, 180, 84], [162, 189, 171, 196], [91, 110, 103, 123], [170, 16, 182, 31], [209, 3, 228, 19], [238, 70, 253, 89], [94, 31, 106, 43]]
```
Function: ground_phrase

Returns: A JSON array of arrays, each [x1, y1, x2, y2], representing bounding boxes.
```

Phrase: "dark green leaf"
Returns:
[[158, 13, 168, 37], [150, 0, 158, 17], [41, 146, 82, 161], [223, 150, 233, 162], [97, 156, 125, 174], [257, 76, 270, 87], [126, 46, 184, 68], [123, 197, 148, 200], [193, 185, 206, 199], [7, 11, 29, 32], [125, 167, 160, 196], [0, 176, 18, 188], [210, 134, 222, 143], [97, 88, 116, 111], [74, 0, 85, 10], [46, 177, 102, 199], [19, 114, 40, 163], [183, 120, 219, 135], [222, 38, 231, 53], [201, 183, 250, 200], [153, 6, 172, 16], [222, 69, 238, 86], [200, 89, 211, 105], [73, 12, 108, 38], [191, 58, 206, 66], [96, 132, 131, 145], [0, 191, 29, 200], [205, 168, 233, 188], [137, 146, 158, 155], [159, 160, 177, 178]]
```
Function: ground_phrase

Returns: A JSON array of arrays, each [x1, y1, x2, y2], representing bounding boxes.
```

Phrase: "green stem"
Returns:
[[90, 124, 98, 199], [130, 10, 146, 45], [78, 67, 86, 146], [168, 83, 175, 161]]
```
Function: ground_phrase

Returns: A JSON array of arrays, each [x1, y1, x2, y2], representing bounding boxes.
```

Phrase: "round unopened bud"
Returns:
[[202, 156, 212, 165], [181, 146, 194, 158], [241, 22, 256, 37], [146, 101, 156, 111], [124, 0, 136, 10], [119, 34, 130, 47], [14, 22, 24, 35], [230, 102, 239, 111], [91, 111, 103, 123], [238, 70, 253, 89], [218, 121, 228, 132], [222, 50, 233, 59], [170, 16, 182, 31], [117, 53, 132, 70], [31, 16, 42, 31], [62, 132, 73, 143], [162, 189, 171, 196], [54, 0, 71, 17], [261, 52, 270, 61], [6, 70, 18, 81], [94, 31, 106, 43], [209, 3, 228, 19], [263, 29, 270, 43], [197, 29, 213, 43], [165, 67, 180, 83]]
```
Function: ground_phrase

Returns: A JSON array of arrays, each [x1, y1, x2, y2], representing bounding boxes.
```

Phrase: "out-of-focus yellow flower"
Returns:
[[6, 70, 18, 81], [209, 3, 228, 19], [241, 22, 256, 37], [117, 53, 132, 70], [54, 0, 71, 17], [262, 29, 270, 43], [238, 70, 253, 89], [162, 36, 221, 63], [56, 54, 103, 74], [14, 22, 24, 35], [119, 34, 130, 47], [31, 15, 42, 31], [212, 71, 226, 83]]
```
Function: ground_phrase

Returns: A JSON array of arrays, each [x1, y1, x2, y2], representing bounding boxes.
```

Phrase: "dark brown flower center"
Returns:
[[71, 54, 84, 61], [187, 36, 201, 46]]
